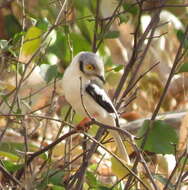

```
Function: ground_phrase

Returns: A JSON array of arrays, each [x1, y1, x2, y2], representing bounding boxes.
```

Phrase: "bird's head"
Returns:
[[72, 51, 105, 85]]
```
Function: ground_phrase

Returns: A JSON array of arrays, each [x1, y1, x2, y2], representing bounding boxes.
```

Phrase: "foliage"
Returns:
[[0, 0, 188, 189], [137, 120, 178, 154]]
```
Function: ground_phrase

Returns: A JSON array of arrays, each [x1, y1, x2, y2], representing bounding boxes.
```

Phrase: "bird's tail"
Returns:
[[99, 115, 130, 164], [109, 129, 130, 164]]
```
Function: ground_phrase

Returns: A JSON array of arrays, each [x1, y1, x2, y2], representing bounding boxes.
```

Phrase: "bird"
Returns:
[[62, 51, 129, 163]]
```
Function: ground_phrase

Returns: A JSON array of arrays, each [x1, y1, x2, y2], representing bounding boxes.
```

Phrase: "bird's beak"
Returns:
[[97, 75, 105, 84]]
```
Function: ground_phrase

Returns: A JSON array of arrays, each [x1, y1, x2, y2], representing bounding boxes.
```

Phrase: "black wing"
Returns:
[[85, 83, 115, 113]]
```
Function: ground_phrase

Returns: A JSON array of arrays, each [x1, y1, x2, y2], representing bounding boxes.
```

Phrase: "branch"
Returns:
[[92, 0, 100, 52], [163, 149, 188, 190], [151, 25, 188, 121], [16, 129, 77, 180], [123, 1, 166, 189], [0, 161, 24, 189]]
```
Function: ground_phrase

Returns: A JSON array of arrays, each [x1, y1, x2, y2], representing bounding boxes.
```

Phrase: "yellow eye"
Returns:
[[86, 64, 94, 71]]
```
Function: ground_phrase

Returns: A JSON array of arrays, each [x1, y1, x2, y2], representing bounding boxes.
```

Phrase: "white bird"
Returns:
[[62, 51, 129, 162]]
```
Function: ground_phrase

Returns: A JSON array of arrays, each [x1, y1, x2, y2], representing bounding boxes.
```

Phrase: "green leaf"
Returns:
[[97, 186, 111, 190], [47, 30, 68, 61], [86, 170, 98, 188], [4, 15, 22, 38], [37, 170, 64, 189], [49, 171, 64, 185], [137, 120, 178, 154], [0, 151, 19, 161], [52, 185, 65, 190], [37, 18, 50, 31], [88, 164, 97, 172], [40, 64, 58, 83], [118, 15, 130, 24], [0, 40, 9, 49], [76, 7, 94, 43], [1, 160, 23, 173], [0, 142, 47, 161], [176, 62, 188, 73], [21, 26, 43, 56], [113, 65, 124, 72], [12, 32, 25, 44], [99, 31, 120, 39], [0, 142, 26, 156], [70, 32, 91, 54], [123, 3, 138, 15], [88, 125, 99, 136], [176, 29, 188, 49], [153, 174, 174, 190], [177, 30, 184, 41], [180, 156, 188, 165]]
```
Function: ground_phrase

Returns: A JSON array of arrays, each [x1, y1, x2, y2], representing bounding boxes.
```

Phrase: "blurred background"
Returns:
[[0, 0, 188, 189]]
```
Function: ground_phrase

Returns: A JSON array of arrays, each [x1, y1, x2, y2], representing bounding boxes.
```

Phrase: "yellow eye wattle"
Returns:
[[86, 64, 94, 70]]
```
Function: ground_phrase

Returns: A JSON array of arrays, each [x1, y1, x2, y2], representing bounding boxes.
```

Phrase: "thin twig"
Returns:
[[54, 0, 68, 26], [22, 116, 32, 180], [83, 132, 150, 190], [123, 1, 165, 189], [113, 3, 142, 103], [163, 149, 188, 190], [151, 26, 188, 121], [174, 151, 188, 190], [143, 3, 188, 11], [0, 112, 136, 140], [117, 62, 159, 109], [114, 2, 161, 105], [0, 161, 24, 189], [79, 77, 94, 120], [119, 88, 138, 113], [96, 0, 124, 50], [68, 128, 105, 189], [92, 0, 100, 52], [140, 24, 188, 190], [0, 0, 68, 141], [16, 129, 77, 180]]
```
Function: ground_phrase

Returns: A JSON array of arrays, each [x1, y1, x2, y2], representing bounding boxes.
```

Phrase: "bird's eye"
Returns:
[[86, 64, 95, 71]]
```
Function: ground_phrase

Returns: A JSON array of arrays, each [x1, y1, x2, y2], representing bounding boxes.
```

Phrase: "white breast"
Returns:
[[62, 66, 83, 113]]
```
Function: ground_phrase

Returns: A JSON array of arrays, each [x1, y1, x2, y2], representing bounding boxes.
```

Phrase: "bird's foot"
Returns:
[[76, 117, 91, 132]]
